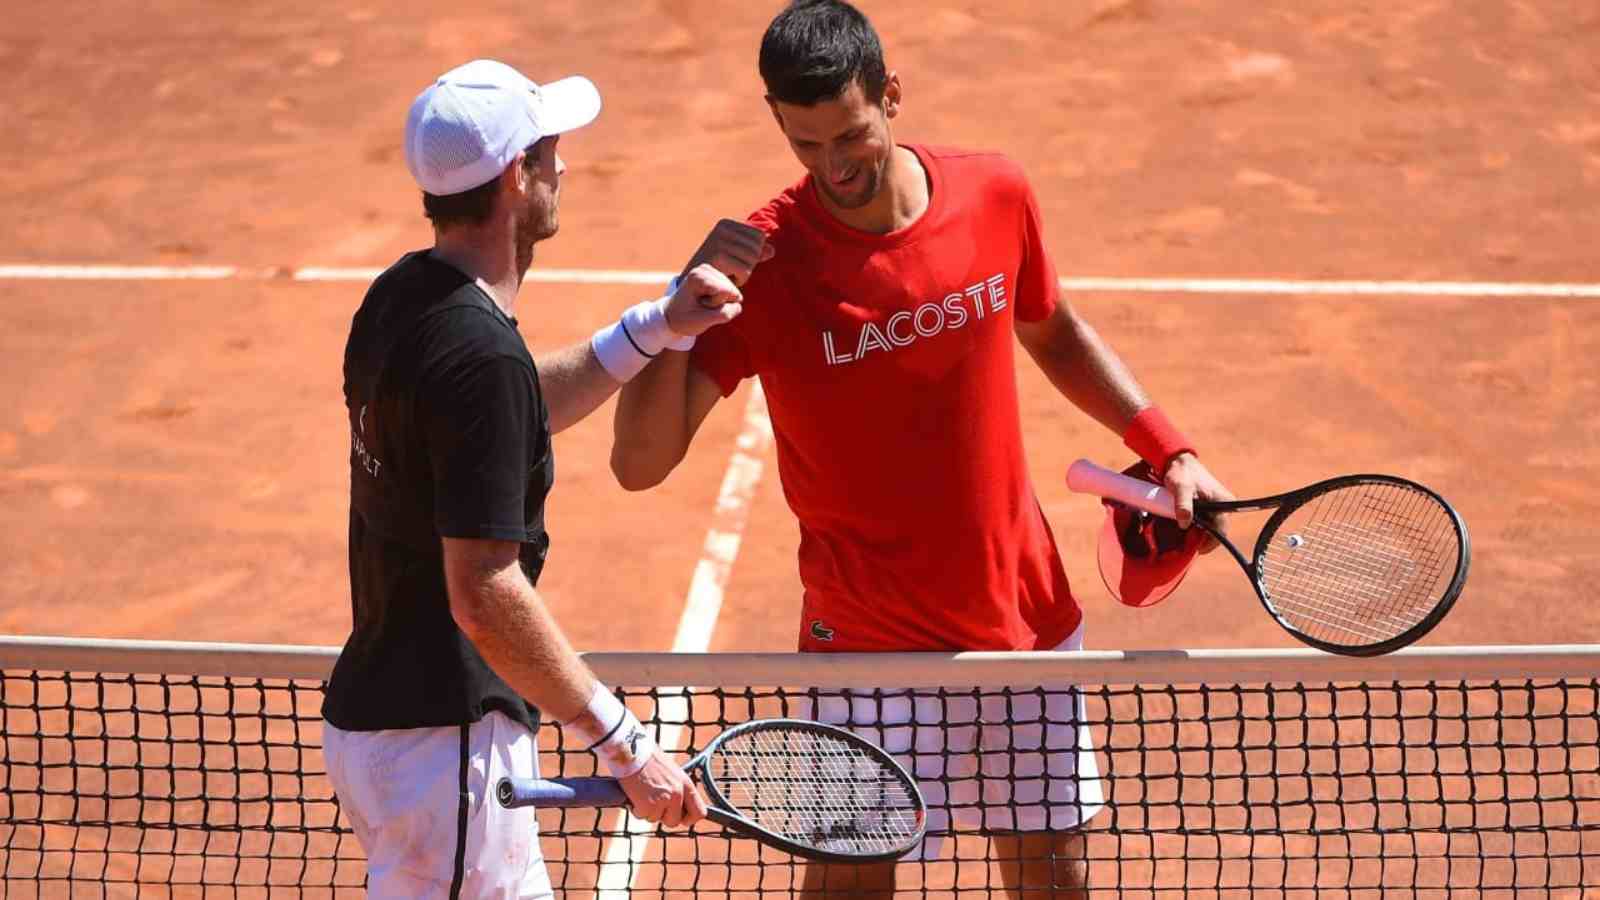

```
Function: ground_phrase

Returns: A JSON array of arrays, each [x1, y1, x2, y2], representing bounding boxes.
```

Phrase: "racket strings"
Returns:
[[1268, 488, 1452, 634], [1259, 482, 1461, 645], [707, 727, 921, 855]]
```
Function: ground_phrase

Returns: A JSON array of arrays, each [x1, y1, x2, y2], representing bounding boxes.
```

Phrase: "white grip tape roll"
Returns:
[[1065, 458, 1178, 520]]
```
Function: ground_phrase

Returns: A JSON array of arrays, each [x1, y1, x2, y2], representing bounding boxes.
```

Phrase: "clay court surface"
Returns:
[[3, 1, 1598, 654], [3, 3, 1600, 897]]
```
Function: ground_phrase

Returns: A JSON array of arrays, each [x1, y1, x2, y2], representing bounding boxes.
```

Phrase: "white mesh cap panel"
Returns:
[[403, 59, 596, 196], [405, 84, 493, 194]]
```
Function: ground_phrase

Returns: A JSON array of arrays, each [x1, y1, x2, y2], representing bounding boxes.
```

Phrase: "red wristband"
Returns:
[[1122, 406, 1196, 474]]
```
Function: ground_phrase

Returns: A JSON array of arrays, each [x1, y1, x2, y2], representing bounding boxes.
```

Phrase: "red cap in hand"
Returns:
[[1095, 462, 1204, 608]]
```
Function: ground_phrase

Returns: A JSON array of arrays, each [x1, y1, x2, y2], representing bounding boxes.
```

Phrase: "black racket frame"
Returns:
[[1191, 473, 1471, 657], [692, 718, 927, 863]]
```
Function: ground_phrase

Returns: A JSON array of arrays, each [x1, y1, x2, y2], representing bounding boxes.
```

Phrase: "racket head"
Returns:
[[690, 718, 927, 863], [1245, 474, 1470, 656]]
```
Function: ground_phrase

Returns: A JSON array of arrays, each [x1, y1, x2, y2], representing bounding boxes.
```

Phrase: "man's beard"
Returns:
[[817, 161, 882, 210], [515, 200, 557, 274]]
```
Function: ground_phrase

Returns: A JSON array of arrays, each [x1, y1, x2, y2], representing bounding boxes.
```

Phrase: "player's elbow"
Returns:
[[444, 567, 501, 638], [448, 594, 489, 643], [440, 537, 522, 640], [610, 442, 679, 491]]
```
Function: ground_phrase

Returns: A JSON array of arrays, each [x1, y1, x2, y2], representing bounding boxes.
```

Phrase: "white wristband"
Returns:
[[562, 681, 658, 779], [591, 281, 695, 383]]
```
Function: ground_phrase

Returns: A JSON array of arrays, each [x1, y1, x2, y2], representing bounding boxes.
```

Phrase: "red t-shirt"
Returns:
[[692, 144, 1082, 652]]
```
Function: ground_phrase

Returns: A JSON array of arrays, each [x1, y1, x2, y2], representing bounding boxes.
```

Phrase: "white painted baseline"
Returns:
[[1059, 277, 1600, 298], [0, 264, 241, 280]]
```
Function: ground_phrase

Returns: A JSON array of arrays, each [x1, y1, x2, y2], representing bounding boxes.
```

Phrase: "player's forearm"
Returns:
[[1019, 304, 1151, 434], [447, 555, 597, 722], [611, 351, 695, 490], [445, 540, 666, 782], [534, 340, 623, 435], [539, 281, 714, 435]]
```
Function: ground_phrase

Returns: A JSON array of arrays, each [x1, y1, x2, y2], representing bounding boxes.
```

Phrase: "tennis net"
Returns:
[[2, 636, 1597, 897]]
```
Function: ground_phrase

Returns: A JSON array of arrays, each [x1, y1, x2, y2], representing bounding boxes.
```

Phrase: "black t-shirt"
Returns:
[[322, 250, 554, 732]]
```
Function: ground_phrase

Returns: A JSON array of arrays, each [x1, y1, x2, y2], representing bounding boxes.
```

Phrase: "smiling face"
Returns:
[[768, 75, 900, 211]]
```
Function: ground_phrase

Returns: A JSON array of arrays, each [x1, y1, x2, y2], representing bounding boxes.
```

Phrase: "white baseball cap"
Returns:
[[404, 58, 601, 196]]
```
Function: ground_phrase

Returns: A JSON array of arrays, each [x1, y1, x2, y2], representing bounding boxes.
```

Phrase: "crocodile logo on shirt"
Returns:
[[810, 620, 836, 642]]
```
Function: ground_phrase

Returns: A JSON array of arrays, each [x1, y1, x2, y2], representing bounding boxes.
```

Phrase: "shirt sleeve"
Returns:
[[1014, 178, 1060, 324], [420, 352, 540, 541], [690, 312, 756, 398]]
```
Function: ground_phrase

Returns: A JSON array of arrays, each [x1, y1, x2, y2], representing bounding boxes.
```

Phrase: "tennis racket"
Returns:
[[497, 717, 926, 863], [1066, 459, 1471, 656]]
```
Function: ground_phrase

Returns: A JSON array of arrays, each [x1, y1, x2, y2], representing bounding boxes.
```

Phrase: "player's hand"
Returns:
[[617, 749, 708, 828], [1163, 453, 1234, 552], [680, 218, 774, 287], [663, 264, 743, 338]]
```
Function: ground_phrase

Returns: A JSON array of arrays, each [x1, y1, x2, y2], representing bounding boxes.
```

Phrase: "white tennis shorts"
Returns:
[[804, 625, 1105, 860], [323, 711, 551, 899]]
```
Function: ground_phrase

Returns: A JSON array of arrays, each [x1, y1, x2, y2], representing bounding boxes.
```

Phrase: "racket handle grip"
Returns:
[[496, 776, 628, 809], [1066, 458, 1178, 520]]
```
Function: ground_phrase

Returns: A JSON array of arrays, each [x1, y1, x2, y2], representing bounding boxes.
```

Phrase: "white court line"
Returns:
[[294, 267, 681, 285], [0, 264, 242, 280], [1, 263, 1599, 297], [593, 382, 774, 900], [1058, 277, 1600, 298]]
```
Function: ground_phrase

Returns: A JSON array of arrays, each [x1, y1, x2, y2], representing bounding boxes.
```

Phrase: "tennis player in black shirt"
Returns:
[[322, 59, 744, 898]]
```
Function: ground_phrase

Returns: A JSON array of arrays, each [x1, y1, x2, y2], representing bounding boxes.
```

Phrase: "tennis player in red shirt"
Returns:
[[612, 1, 1232, 896]]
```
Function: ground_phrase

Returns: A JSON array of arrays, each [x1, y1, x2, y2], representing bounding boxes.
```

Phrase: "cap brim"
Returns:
[[1095, 505, 1202, 608], [537, 76, 601, 135]]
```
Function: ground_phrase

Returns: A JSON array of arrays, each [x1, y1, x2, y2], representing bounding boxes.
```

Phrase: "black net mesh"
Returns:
[[3, 656, 1598, 897]]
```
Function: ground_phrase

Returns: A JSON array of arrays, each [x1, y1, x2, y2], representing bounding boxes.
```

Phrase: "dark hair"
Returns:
[[421, 143, 542, 230], [421, 178, 498, 229], [759, 0, 887, 106]]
